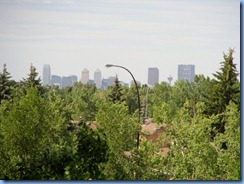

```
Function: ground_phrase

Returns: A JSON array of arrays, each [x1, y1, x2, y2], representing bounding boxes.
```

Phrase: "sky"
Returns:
[[0, 0, 240, 85]]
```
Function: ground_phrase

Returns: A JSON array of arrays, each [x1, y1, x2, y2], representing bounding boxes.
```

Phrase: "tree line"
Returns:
[[0, 49, 240, 180]]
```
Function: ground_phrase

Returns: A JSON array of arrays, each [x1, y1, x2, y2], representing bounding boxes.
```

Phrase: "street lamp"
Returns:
[[145, 84, 153, 119], [105, 64, 141, 149]]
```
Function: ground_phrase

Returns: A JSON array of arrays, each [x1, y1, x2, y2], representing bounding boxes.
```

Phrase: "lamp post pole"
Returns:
[[105, 64, 141, 149]]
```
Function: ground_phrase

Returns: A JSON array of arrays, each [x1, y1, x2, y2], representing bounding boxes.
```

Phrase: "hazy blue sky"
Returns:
[[0, 0, 240, 85]]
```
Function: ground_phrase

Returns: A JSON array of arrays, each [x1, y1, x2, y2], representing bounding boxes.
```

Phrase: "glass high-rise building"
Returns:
[[108, 76, 116, 87], [94, 69, 102, 89], [178, 64, 195, 82], [43, 64, 51, 85], [81, 68, 89, 84], [70, 75, 78, 86], [62, 76, 72, 88], [51, 75, 61, 87], [148, 67, 159, 86]]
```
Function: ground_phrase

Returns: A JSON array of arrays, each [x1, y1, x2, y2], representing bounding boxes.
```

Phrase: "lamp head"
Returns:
[[105, 64, 113, 68]]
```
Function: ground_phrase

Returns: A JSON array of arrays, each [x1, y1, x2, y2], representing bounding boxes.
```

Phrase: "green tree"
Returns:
[[108, 75, 124, 103], [0, 64, 12, 103], [129, 138, 167, 180], [0, 86, 108, 179], [194, 74, 215, 116], [153, 102, 177, 124], [0, 87, 68, 179], [64, 123, 108, 180], [164, 103, 220, 180], [65, 82, 98, 122], [122, 83, 140, 115], [149, 82, 172, 117], [20, 64, 43, 94], [207, 49, 240, 144], [96, 101, 140, 179], [214, 101, 240, 180], [212, 49, 240, 114]]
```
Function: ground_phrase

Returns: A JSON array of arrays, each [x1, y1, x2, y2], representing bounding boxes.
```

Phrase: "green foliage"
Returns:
[[165, 105, 212, 179], [212, 49, 240, 114], [130, 139, 167, 180], [149, 82, 172, 117], [96, 101, 140, 179], [96, 101, 140, 152], [193, 74, 215, 115], [0, 87, 68, 179], [0, 64, 13, 103], [108, 75, 124, 103], [64, 123, 108, 180], [214, 102, 240, 180], [153, 102, 177, 124], [0, 49, 240, 180], [20, 64, 44, 95], [64, 82, 98, 122], [0, 86, 108, 180], [122, 83, 140, 115]]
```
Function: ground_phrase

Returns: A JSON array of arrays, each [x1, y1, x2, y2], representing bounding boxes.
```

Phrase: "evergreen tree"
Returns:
[[108, 75, 123, 103], [123, 83, 140, 115], [209, 49, 239, 145], [0, 64, 12, 103], [212, 49, 240, 114], [21, 64, 43, 94]]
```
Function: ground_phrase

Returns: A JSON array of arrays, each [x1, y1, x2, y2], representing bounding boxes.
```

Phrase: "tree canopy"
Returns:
[[0, 49, 240, 180]]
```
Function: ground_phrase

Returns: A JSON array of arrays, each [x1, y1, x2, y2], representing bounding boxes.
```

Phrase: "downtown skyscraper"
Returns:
[[43, 64, 51, 85], [178, 64, 195, 82], [148, 67, 159, 86], [81, 68, 89, 84], [94, 69, 102, 89]]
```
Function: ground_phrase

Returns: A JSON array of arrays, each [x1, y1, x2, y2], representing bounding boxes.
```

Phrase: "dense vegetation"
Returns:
[[0, 49, 240, 180]]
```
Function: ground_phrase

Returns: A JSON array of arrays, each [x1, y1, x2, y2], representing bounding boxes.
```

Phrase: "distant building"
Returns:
[[51, 75, 61, 88], [62, 76, 72, 88], [43, 64, 51, 85], [101, 78, 109, 90], [88, 79, 94, 84], [148, 67, 159, 86], [120, 81, 129, 87], [94, 69, 102, 89], [178, 64, 195, 82], [81, 68, 89, 84], [70, 75, 78, 86], [108, 76, 116, 87]]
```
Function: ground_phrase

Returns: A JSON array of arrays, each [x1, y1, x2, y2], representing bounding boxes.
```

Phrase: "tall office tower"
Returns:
[[108, 76, 116, 87], [178, 64, 195, 82], [94, 69, 102, 89], [70, 75, 78, 86], [62, 76, 72, 88], [51, 75, 61, 88], [148, 67, 159, 86], [101, 78, 109, 90], [81, 68, 89, 84], [43, 64, 51, 85]]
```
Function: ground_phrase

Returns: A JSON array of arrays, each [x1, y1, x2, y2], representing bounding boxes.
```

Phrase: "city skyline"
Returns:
[[43, 65, 154, 87], [0, 0, 240, 84], [42, 64, 196, 88]]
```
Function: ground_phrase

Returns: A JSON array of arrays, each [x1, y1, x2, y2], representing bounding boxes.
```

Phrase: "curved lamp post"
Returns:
[[105, 64, 141, 149]]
